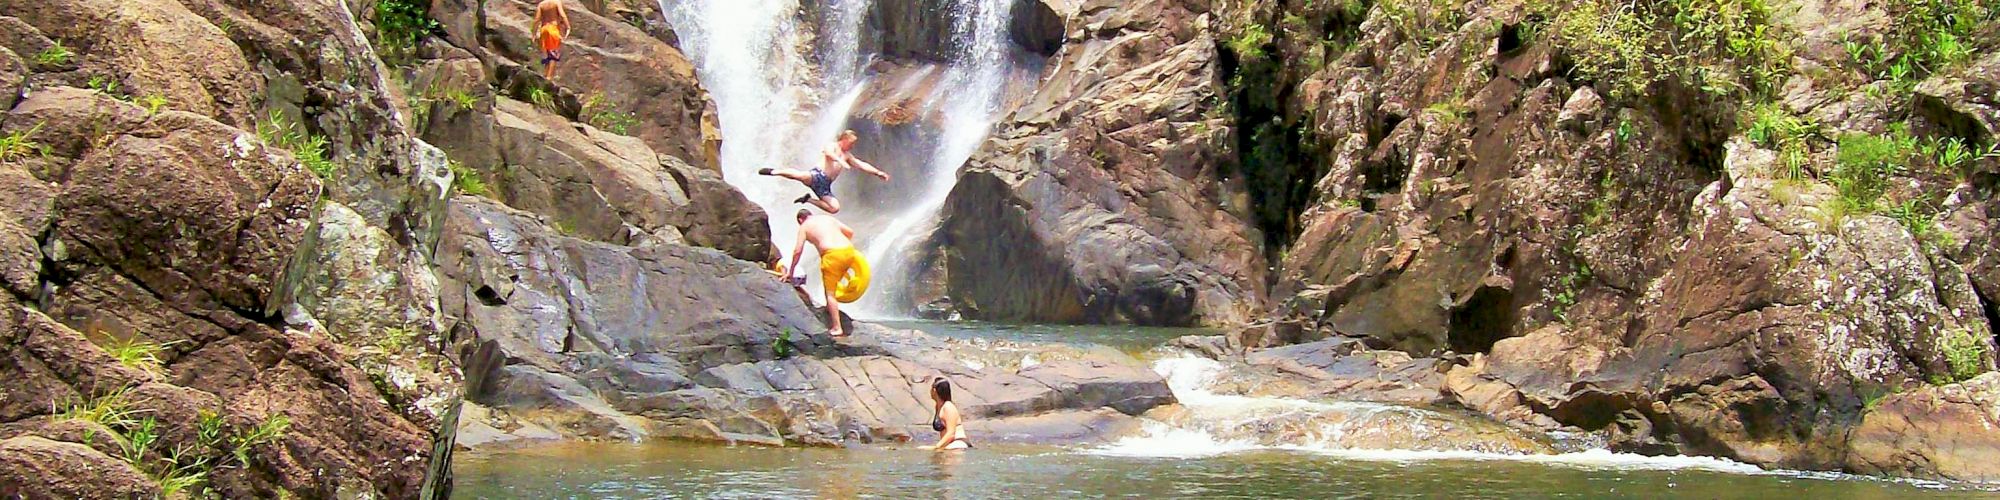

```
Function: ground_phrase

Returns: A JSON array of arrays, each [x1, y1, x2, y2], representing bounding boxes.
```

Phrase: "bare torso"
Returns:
[[799, 216, 853, 251], [819, 144, 852, 178], [535, 0, 565, 28]]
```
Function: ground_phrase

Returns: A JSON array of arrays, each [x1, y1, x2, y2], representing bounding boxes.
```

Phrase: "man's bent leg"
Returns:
[[826, 296, 845, 336], [810, 196, 841, 214]]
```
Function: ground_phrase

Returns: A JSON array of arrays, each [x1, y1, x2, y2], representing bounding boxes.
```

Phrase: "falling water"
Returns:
[[851, 0, 1019, 316], [663, 0, 1038, 318]]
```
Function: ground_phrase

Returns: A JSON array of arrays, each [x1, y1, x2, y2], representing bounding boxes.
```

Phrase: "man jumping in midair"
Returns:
[[534, 0, 571, 81], [789, 209, 871, 337], [759, 130, 890, 214]]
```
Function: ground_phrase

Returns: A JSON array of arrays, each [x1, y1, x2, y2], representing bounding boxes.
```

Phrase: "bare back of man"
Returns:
[[533, 0, 571, 80], [758, 130, 890, 214], [789, 210, 870, 337]]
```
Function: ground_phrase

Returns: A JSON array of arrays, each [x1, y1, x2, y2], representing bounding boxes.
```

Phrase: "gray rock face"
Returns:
[[442, 197, 1177, 447], [939, 0, 1267, 327]]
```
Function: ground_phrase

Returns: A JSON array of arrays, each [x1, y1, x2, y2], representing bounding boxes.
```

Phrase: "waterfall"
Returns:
[[662, 0, 1038, 318], [850, 0, 1019, 316]]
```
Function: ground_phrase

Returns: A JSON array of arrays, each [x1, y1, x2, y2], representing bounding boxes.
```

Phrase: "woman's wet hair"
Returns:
[[931, 377, 952, 402]]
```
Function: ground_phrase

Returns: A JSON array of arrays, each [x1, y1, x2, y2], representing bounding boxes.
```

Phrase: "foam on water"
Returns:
[[1088, 354, 1775, 475]]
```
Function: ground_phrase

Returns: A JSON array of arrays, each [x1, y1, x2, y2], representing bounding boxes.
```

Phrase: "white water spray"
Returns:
[[663, 0, 1037, 317]]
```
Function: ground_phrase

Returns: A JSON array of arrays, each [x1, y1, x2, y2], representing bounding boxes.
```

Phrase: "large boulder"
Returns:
[[424, 96, 769, 260], [0, 87, 441, 497], [939, 0, 1267, 327], [433, 0, 721, 169], [1848, 372, 2000, 482], [442, 196, 1178, 447], [0, 436, 156, 499]]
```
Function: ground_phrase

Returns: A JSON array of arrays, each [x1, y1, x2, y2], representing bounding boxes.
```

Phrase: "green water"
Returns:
[[452, 322, 2000, 498], [452, 441, 1992, 498], [875, 319, 1210, 355]]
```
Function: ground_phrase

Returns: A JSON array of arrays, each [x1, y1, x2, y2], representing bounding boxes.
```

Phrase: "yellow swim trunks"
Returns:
[[818, 247, 871, 303]]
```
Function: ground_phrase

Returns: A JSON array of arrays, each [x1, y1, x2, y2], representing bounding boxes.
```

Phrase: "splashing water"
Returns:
[[663, 0, 1038, 317], [1093, 355, 1773, 475]]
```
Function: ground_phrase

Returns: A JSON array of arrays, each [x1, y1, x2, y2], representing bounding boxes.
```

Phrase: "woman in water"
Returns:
[[929, 377, 970, 450]]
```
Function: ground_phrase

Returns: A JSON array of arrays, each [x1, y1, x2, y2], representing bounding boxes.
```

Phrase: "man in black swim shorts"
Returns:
[[758, 129, 890, 214]]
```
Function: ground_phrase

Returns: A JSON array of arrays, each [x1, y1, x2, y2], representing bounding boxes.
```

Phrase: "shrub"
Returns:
[[1533, 0, 1791, 99], [449, 161, 488, 196], [372, 0, 442, 65], [257, 112, 339, 180], [1831, 132, 1915, 213], [103, 337, 170, 375], [34, 40, 72, 66], [0, 123, 47, 162], [581, 93, 639, 135], [1381, 0, 1463, 49], [1227, 23, 1273, 60], [1938, 327, 1990, 383]]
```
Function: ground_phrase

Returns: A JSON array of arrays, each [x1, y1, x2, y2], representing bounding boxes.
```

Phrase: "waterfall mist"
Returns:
[[662, 0, 1047, 319]]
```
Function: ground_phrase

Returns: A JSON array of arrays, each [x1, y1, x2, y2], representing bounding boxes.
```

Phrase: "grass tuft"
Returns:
[[35, 40, 73, 66], [257, 111, 338, 180]]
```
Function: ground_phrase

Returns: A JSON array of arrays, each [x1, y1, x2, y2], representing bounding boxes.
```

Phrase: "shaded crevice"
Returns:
[[1447, 285, 1517, 354]]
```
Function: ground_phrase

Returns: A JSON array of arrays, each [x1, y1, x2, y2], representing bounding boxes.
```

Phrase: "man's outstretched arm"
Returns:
[[848, 156, 890, 180], [789, 227, 810, 280]]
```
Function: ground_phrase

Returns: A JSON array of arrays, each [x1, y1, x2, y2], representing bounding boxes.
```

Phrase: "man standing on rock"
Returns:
[[789, 209, 871, 337], [758, 130, 890, 214], [534, 0, 571, 81]]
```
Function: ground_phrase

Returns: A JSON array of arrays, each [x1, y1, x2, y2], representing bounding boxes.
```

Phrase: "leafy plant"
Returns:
[[1550, 261, 1594, 324], [376, 327, 419, 355], [581, 93, 639, 135], [230, 414, 290, 467], [54, 388, 141, 430], [257, 111, 338, 180], [1938, 327, 1990, 384], [86, 75, 127, 100], [0, 122, 47, 162], [34, 40, 72, 66], [772, 327, 794, 359], [443, 88, 479, 111], [1830, 131, 1915, 213], [449, 161, 488, 196], [371, 0, 443, 66], [104, 337, 171, 375], [526, 86, 555, 112], [1227, 23, 1273, 60], [139, 94, 169, 116]]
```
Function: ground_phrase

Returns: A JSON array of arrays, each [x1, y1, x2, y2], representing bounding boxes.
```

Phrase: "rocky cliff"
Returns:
[[0, 0, 463, 496], [952, 0, 1999, 483]]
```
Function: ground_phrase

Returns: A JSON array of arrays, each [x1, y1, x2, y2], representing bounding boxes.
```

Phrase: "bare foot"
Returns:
[[829, 329, 849, 338]]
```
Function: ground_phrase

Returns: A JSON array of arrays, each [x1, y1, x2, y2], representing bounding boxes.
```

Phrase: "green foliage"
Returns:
[[257, 111, 338, 180], [34, 40, 72, 66], [377, 327, 419, 354], [772, 328, 794, 359], [1380, 0, 1463, 49], [1423, 100, 1469, 126], [139, 94, 169, 116], [1922, 136, 1998, 180], [231, 414, 290, 467], [1550, 260, 1594, 324], [1855, 0, 1998, 88], [103, 337, 171, 375], [371, 0, 442, 66], [1831, 131, 1917, 213], [86, 75, 128, 101], [443, 88, 479, 111], [581, 93, 639, 135], [1227, 23, 1273, 60], [1743, 102, 1820, 179], [55, 388, 140, 430], [526, 86, 555, 112], [1533, 0, 1791, 100], [0, 122, 47, 162], [1938, 327, 1990, 384], [449, 161, 488, 197]]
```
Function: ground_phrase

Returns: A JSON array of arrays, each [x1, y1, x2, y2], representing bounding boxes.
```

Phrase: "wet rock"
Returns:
[[967, 408, 1145, 444], [1019, 359, 1177, 415], [1849, 373, 2000, 482], [0, 436, 156, 499], [941, 0, 1267, 327]]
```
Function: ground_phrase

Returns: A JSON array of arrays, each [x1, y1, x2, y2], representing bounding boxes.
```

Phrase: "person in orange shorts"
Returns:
[[533, 0, 571, 81], [787, 209, 871, 337]]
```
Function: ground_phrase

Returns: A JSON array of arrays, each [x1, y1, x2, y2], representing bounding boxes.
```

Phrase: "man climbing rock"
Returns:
[[534, 0, 571, 81], [759, 130, 890, 214], [788, 209, 871, 337]]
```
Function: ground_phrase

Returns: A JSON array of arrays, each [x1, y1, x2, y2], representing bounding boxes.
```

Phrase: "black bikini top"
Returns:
[[931, 414, 945, 432]]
